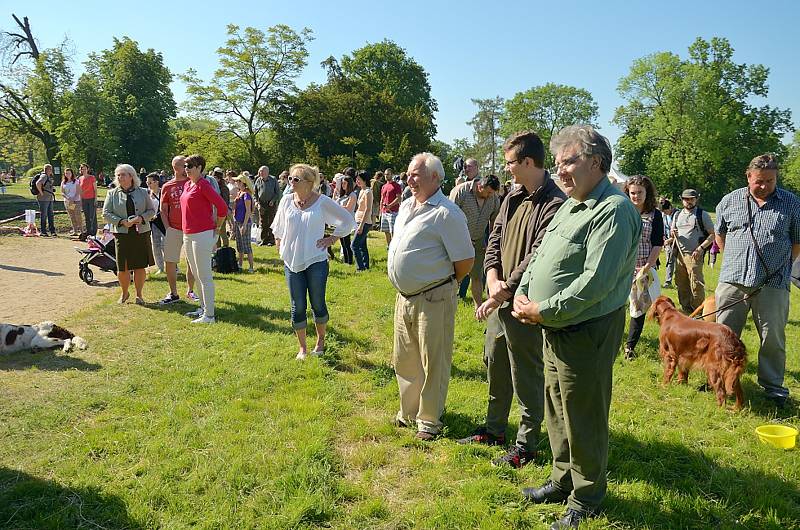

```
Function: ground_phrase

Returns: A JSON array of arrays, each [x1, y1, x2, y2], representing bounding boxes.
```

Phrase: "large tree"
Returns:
[[500, 83, 599, 168], [183, 24, 313, 169], [0, 14, 70, 173], [614, 37, 792, 203], [467, 96, 504, 174], [783, 130, 800, 194]]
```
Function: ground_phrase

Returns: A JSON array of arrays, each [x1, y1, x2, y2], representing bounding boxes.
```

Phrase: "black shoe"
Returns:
[[623, 346, 636, 361], [522, 480, 569, 504], [766, 395, 788, 409], [491, 444, 535, 469], [456, 425, 505, 446], [550, 508, 593, 529]]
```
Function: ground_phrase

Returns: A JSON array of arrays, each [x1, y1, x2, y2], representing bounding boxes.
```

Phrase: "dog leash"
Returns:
[[693, 192, 780, 320]]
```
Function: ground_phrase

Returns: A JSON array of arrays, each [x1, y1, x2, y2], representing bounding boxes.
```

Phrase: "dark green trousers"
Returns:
[[542, 306, 625, 513], [483, 304, 545, 452]]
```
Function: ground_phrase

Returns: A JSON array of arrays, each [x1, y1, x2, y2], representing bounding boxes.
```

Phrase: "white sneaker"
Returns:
[[185, 307, 204, 317], [191, 315, 215, 324], [296, 351, 307, 360]]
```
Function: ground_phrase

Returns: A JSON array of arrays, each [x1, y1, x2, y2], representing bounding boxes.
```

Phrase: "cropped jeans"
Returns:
[[284, 259, 330, 330]]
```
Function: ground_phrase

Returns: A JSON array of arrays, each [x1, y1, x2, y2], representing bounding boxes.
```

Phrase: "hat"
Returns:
[[681, 189, 699, 199], [233, 173, 254, 192], [213, 167, 223, 175]]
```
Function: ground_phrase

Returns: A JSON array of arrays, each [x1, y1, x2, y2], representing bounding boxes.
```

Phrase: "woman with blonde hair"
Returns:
[[102, 164, 156, 304], [61, 167, 84, 236], [232, 172, 255, 273], [271, 164, 355, 359]]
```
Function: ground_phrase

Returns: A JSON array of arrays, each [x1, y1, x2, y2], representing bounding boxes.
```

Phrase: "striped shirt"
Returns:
[[715, 187, 800, 290], [449, 180, 500, 243]]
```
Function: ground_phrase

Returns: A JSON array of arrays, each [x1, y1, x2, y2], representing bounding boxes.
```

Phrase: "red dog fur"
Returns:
[[647, 296, 746, 410]]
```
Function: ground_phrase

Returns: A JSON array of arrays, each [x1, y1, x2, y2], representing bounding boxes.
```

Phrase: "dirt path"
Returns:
[[0, 236, 118, 323]]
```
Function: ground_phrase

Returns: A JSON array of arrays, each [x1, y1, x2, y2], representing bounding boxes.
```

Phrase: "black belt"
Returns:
[[400, 276, 456, 298]]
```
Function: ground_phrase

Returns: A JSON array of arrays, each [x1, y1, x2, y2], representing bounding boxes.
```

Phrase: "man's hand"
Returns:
[[691, 248, 703, 261], [487, 277, 508, 300], [475, 298, 500, 321], [511, 295, 542, 324]]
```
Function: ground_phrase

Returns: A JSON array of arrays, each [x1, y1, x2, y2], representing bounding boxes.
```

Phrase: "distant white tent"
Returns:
[[608, 161, 628, 184]]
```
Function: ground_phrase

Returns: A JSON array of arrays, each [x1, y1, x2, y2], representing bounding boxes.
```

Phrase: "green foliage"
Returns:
[[467, 96, 504, 174], [500, 83, 599, 168], [282, 41, 436, 175], [182, 24, 313, 169], [783, 130, 800, 194], [614, 37, 792, 204]]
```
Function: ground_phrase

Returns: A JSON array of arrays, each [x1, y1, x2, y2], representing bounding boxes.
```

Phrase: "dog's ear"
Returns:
[[647, 301, 659, 323], [48, 324, 74, 340]]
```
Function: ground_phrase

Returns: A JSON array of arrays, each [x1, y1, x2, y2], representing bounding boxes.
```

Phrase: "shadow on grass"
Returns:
[[603, 430, 800, 528], [450, 360, 486, 382], [0, 349, 101, 372], [0, 467, 143, 529]]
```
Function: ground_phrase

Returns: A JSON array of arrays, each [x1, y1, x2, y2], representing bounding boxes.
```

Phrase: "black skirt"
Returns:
[[115, 230, 155, 271]]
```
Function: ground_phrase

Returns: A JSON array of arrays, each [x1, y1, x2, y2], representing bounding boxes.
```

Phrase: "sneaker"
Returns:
[[456, 425, 506, 446], [159, 293, 180, 305], [624, 346, 636, 361], [296, 351, 308, 360], [187, 291, 200, 302], [191, 315, 215, 324], [491, 445, 535, 469], [247, 267, 254, 273], [185, 307, 204, 317]]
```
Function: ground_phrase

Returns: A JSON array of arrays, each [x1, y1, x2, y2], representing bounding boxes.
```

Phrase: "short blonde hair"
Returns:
[[114, 164, 140, 188], [289, 163, 321, 188]]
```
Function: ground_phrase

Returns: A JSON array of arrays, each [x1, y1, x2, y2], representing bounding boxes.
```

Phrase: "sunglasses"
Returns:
[[289, 176, 303, 184], [184, 163, 195, 169]]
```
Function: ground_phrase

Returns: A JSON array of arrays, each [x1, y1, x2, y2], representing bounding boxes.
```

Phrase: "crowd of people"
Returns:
[[18, 122, 800, 529]]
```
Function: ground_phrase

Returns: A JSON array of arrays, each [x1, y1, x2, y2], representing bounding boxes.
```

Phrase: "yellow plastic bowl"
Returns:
[[755, 425, 798, 449]]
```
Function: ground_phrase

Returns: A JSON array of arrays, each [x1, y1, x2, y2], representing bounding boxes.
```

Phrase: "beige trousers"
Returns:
[[675, 251, 706, 313], [393, 279, 458, 434]]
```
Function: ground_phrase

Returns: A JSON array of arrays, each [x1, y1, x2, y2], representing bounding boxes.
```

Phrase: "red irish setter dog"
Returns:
[[647, 296, 746, 410]]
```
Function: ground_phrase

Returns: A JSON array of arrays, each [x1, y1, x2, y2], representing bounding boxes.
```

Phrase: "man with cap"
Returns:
[[254, 165, 279, 246], [671, 189, 715, 313]]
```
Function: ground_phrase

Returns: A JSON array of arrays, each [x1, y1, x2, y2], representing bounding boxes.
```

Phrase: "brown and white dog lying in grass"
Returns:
[[0, 322, 87, 355], [647, 296, 746, 410]]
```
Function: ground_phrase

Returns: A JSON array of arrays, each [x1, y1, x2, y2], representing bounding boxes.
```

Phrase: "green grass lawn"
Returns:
[[1, 231, 798, 529]]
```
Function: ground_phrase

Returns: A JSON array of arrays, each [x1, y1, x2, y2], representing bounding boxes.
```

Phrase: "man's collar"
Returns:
[[413, 188, 444, 207], [582, 177, 611, 209]]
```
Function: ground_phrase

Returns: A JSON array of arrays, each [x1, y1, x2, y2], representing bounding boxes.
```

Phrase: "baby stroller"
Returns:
[[76, 234, 117, 284]]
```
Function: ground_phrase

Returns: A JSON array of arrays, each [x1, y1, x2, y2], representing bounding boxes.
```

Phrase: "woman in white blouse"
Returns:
[[61, 167, 84, 236], [272, 163, 356, 360]]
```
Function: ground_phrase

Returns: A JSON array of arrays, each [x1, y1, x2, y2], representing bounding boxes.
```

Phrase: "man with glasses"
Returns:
[[672, 189, 715, 313], [458, 131, 566, 471], [513, 125, 640, 529]]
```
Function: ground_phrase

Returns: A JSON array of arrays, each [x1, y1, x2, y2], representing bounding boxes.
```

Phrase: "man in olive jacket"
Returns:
[[458, 131, 566, 470]]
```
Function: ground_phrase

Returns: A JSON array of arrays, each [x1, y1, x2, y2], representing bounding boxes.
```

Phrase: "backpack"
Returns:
[[694, 206, 710, 239], [212, 246, 239, 273], [29, 174, 41, 196]]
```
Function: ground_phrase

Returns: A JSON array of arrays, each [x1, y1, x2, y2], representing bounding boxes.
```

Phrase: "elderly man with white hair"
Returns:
[[254, 165, 280, 245], [388, 152, 474, 441]]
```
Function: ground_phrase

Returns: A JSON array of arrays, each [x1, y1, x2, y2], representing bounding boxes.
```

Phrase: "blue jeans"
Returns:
[[38, 200, 55, 235], [351, 225, 371, 270], [82, 198, 98, 235], [285, 260, 330, 330]]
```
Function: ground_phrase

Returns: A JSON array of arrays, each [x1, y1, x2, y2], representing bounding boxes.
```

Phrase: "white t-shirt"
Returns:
[[271, 194, 356, 273]]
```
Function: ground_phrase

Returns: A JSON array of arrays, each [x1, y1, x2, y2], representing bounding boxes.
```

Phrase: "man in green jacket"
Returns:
[[512, 125, 640, 529]]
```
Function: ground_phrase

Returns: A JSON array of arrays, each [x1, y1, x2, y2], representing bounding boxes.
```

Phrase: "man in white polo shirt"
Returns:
[[388, 152, 474, 441]]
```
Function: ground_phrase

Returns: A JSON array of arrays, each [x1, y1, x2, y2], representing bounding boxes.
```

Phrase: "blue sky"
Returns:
[[3, 0, 798, 148]]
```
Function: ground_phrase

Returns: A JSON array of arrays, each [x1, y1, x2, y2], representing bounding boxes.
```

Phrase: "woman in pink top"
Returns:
[[179, 154, 229, 324]]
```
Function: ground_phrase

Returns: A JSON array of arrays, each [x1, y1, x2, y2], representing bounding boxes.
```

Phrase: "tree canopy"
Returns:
[[614, 37, 792, 204]]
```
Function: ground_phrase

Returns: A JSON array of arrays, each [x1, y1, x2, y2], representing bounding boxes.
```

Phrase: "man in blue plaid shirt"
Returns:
[[715, 153, 800, 408]]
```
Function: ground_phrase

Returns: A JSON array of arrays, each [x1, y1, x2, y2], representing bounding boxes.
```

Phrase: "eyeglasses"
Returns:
[[555, 154, 583, 172], [504, 158, 521, 168]]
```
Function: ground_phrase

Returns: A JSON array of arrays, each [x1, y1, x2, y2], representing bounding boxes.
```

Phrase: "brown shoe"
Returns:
[[415, 431, 437, 442]]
